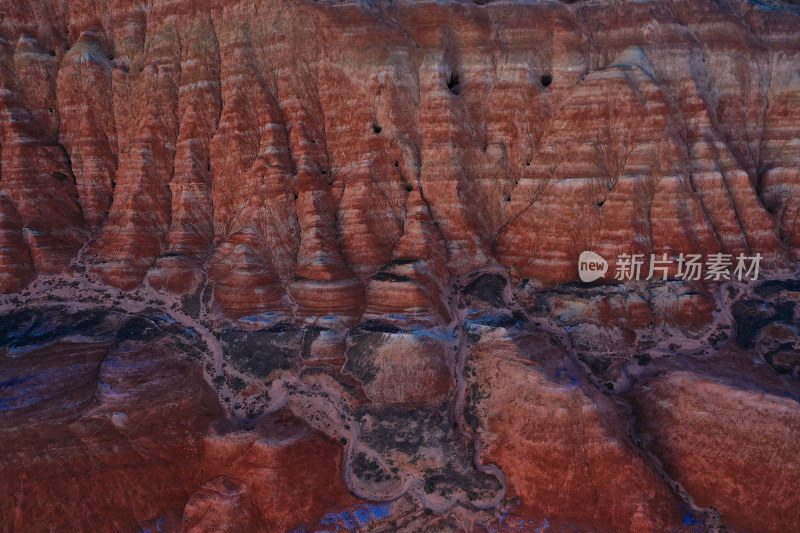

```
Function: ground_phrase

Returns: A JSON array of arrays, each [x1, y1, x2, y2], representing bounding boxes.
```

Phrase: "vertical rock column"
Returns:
[[146, 12, 221, 294], [0, 43, 87, 277], [84, 12, 180, 290]]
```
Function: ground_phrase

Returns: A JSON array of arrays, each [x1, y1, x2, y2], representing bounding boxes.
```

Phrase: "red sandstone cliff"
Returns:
[[2, 1, 800, 532], [1, 0, 799, 313]]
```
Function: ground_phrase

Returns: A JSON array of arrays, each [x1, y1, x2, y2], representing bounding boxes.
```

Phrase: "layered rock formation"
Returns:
[[0, 304, 360, 532], [1, 0, 799, 307], [2, 0, 800, 531]]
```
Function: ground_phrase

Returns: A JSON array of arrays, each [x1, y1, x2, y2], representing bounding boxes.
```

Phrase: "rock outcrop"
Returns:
[[2, 1, 800, 532], [1, 0, 798, 310]]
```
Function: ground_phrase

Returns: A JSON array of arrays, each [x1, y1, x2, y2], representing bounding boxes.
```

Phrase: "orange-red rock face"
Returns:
[[197, 414, 362, 533], [1, 0, 799, 309], [468, 328, 688, 532], [630, 371, 800, 533], [0, 307, 360, 533], [3, 1, 800, 532], [0, 326, 219, 532]]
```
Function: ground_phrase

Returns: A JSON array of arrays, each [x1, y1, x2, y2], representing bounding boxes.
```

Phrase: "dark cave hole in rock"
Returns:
[[321, 170, 327, 175], [504, 194, 511, 202], [48, 108, 54, 113], [52, 172, 69, 183], [447, 73, 462, 95], [405, 185, 413, 192], [294, 193, 298, 200], [372, 124, 382, 134], [597, 201, 605, 207], [394, 161, 399, 167], [541, 73, 553, 87]]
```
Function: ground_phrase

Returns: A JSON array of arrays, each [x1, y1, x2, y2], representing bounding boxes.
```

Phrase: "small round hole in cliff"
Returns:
[[321, 169, 327, 175], [504, 194, 511, 202], [48, 108, 53, 113], [394, 161, 399, 167], [447, 73, 462, 95], [372, 124, 382, 134], [293, 193, 298, 200], [541, 74, 553, 87], [596, 201, 605, 207], [405, 185, 413, 192]]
